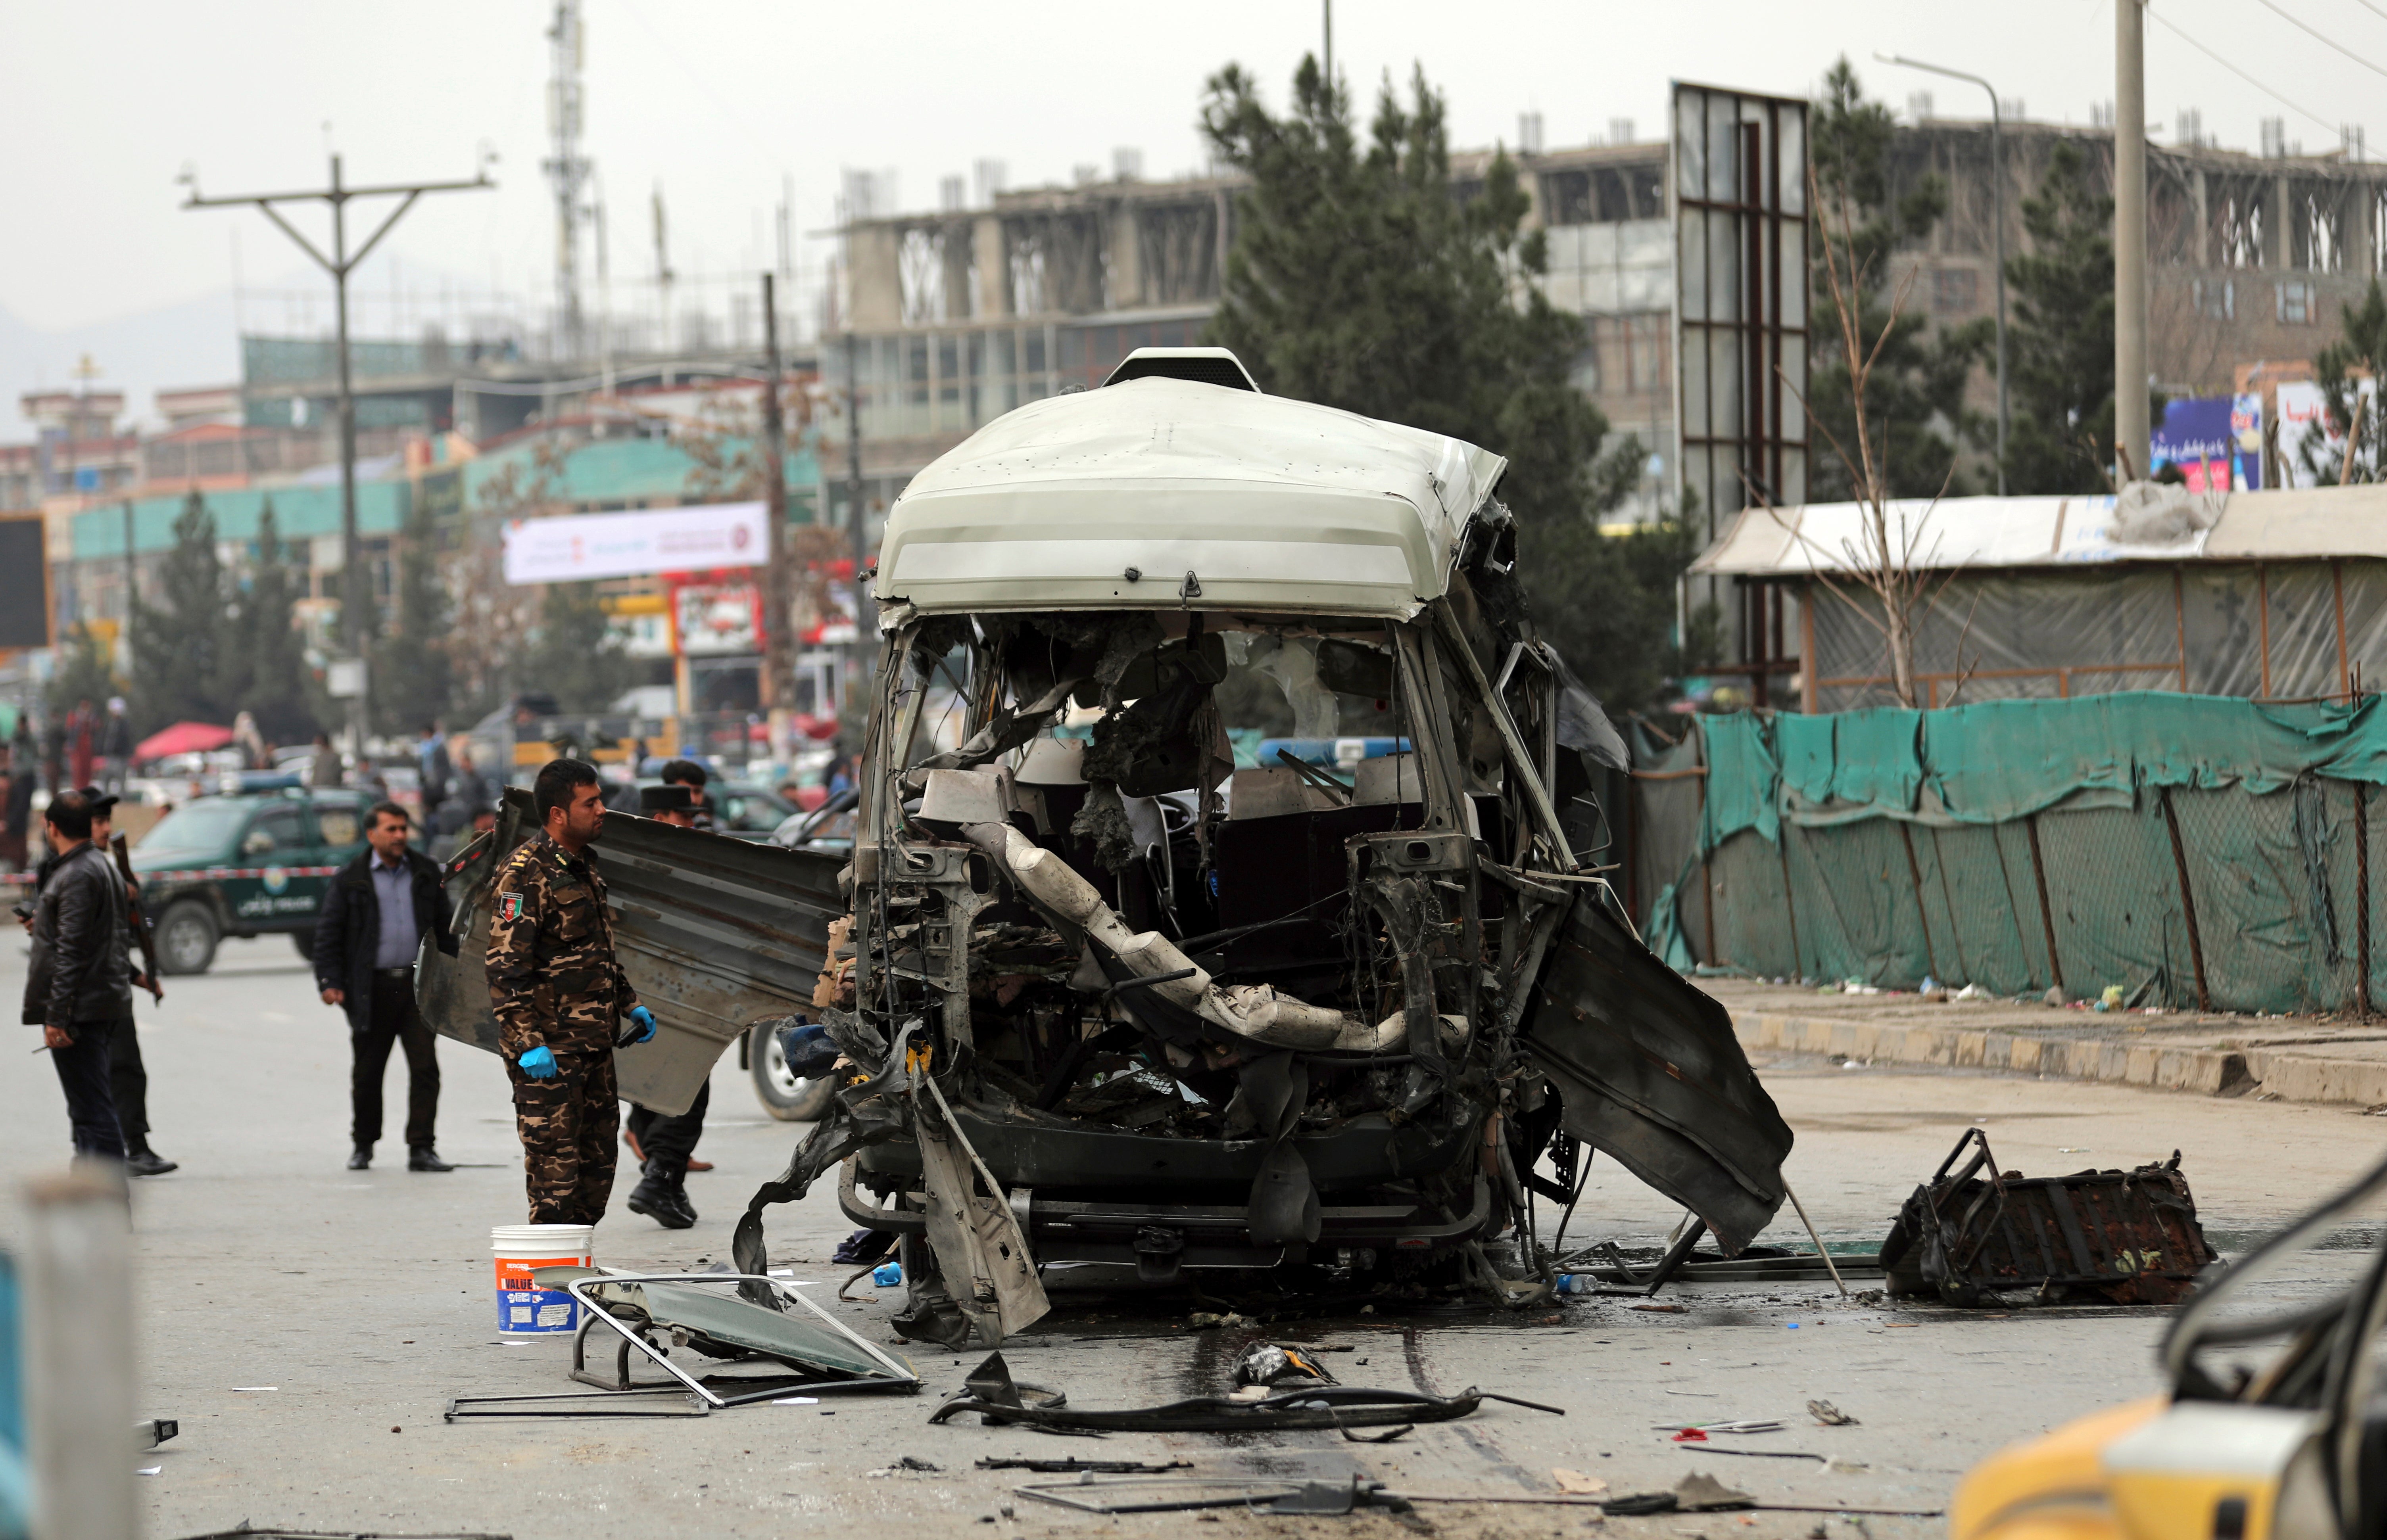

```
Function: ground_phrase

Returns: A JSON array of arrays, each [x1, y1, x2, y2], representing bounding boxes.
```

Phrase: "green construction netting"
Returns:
[[1641, 692, 2387, 1013]]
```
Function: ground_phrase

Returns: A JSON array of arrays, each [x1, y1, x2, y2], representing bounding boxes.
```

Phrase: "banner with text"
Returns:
[[502, 502, 768, 585]]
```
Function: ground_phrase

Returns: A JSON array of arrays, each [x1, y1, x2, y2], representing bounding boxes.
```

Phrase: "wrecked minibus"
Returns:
[[422, 349, 1793, 1350]]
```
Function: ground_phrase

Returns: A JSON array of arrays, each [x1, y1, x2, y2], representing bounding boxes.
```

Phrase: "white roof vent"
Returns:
[[1102, 346, 1260, 392]]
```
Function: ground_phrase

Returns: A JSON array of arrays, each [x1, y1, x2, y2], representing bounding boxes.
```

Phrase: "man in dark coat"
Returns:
[[22, 790, 134, 1159], [312, 800, 459, 1172]]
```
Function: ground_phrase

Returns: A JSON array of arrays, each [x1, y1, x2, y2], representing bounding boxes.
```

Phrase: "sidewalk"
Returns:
[[1701, 977, 2387, 1109]]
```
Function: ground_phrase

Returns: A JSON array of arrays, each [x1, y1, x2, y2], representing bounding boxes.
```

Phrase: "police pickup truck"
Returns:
[[131, 786, 370, 973]]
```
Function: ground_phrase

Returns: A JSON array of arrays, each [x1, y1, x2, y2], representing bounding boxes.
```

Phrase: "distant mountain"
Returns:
[[0, 291, 242, 433]]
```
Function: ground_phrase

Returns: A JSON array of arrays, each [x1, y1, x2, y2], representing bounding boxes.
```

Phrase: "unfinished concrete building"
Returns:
[[1882, 116, 2387, 412], [828, 137, 1679, 531]]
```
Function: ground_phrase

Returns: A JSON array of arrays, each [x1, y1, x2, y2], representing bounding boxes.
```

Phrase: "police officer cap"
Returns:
[[639, 784, 694, 813]]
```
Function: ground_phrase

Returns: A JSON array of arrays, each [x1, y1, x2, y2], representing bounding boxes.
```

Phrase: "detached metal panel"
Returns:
[[417, 789, 846, 1114]]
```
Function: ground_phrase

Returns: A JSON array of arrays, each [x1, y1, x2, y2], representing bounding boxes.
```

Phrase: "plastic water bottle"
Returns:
[[1554, 1273, 1592, 1295], [872, 1261, 902, 1287]]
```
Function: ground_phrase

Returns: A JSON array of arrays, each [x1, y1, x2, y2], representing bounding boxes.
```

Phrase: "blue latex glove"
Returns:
[[518, 1045, 559, 1080], [625, 1006, 657, 1045]]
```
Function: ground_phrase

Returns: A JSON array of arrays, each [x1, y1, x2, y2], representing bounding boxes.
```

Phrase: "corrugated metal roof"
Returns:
[[1690, 483, 2387, 577]]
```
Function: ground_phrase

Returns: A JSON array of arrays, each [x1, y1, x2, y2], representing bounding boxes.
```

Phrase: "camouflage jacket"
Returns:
[[485, 831, 639, 1057]]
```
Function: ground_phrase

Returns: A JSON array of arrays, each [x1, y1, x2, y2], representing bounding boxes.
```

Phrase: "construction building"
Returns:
[[824, 131, 1679, 529]]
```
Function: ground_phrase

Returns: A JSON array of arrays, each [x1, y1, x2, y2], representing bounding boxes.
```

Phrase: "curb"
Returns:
[[1728, 1011, 2387, 1108]]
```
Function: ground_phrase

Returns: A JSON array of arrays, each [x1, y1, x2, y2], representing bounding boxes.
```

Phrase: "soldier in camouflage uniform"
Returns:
[[486, 759, 655, 1224]]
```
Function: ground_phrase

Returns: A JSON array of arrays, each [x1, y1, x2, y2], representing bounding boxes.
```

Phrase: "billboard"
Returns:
[[1672, 81, 1811, 538], [671, 581, 762, 656], [502, 501, 767, 586], [2149, 395, 2262, 492], [2277, 379, 2378, 487], [0, 515, 51, 650]]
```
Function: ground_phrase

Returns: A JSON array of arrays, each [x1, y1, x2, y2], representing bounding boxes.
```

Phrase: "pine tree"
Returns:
[[44, 624, 120, 722], [1807, 60, 1992, 502], [524, 582, 635, 713], [129, 490, 229, 731], [1200, 57, 1701, 712], [230, 501, 317, 746], [374, 491, 454, 732], [2301, 278, 2387, 484], [2004, 143, 2120, 492]]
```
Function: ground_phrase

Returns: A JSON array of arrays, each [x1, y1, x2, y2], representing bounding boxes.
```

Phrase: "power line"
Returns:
[[2256, 0, 2387, 80], [2356, 0, 2387, 22], [2147, 6, 2350, 142]]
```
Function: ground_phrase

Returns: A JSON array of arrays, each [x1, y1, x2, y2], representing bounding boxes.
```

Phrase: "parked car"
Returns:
[[130, 788, 370, 973]]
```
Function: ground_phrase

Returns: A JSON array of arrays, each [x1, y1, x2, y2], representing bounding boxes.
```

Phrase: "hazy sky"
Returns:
[[4, 0, 2382, 400]]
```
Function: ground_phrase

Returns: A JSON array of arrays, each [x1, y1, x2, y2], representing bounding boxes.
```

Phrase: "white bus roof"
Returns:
[[871, 375, 1508, 619]]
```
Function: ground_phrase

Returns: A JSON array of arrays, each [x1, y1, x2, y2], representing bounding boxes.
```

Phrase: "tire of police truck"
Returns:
[[749, 1022, 835, 1121], [156, 901, 220, 976]]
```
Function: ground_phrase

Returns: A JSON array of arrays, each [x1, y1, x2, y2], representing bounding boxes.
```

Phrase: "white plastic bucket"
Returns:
[[491, 1223, 594, 1339]]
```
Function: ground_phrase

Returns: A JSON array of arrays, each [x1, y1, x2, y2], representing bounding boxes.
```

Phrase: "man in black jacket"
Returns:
[[23, 790, 134, 1159], [312, 801, 458, 1172]]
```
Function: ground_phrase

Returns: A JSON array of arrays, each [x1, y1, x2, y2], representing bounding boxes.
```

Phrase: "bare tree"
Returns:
[[446, 441, 567, 713], [1743, 165, 1975, 709]]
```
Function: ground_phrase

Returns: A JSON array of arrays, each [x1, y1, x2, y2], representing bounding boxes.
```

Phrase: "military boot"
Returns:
[[626, 1162, 697, 1229]]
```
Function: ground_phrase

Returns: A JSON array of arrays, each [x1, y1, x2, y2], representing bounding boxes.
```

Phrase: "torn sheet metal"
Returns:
[[929, 1350, 1492, 1435], [1518, 888, 1794, 1254], [1882, 1130, 2215, 1306], [416, 790, 845, 1113]]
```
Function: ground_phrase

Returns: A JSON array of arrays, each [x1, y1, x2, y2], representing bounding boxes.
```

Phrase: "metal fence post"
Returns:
[[1898, 822, 1943, 983], [22, 1166, 134, 1540], [2158, 787, 2213, 1013], [1776, 830, 1803, 981], [2024, 813, 2068, 999], [2359, 781, 2375, 1020]]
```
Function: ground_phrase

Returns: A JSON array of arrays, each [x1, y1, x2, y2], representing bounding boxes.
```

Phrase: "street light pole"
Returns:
[[2114, 0, 2151, 481], [1878, 52, 2008, 495], [183, 153, 493, 740]]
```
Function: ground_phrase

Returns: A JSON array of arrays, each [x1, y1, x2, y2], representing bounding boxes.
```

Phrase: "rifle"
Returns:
[[111, 833, 165, 1002]]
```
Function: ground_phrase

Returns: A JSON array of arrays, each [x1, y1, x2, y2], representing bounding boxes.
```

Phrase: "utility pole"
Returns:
[[1322, 0, 1333, 83], [1879, 53, 2009, 495], [653, 185, 675, 368], [183, 154, 493, 737], [760, 272, 794, 760], [2114, 0, 2150, 481], [546, 0, 593, 357], [845, 328, 872, 704], [121, 499, 136, 681]]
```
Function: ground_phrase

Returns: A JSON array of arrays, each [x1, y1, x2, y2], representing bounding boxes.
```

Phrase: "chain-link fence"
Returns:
[[1634, 699, 2385, 1015]]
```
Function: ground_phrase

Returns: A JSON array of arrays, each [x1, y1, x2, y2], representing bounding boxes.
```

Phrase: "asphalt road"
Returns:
[[4, 934, 2382, 1540]]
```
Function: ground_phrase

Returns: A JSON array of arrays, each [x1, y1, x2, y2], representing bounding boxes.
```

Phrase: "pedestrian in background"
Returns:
[[313, 801, 459, 1172], [21, 790, 133, 1161], [0, 735, 32, 872], [620, 783, 704, 1228], [99, 698, 133, 791], [309, 732, 343, 788], [65, 699, 96, 790], [81, 788, 176, 1176], [417, 723, 451, 812], [486, 759, 654, 1224]]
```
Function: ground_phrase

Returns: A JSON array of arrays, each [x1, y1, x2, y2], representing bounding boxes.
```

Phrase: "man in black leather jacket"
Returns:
[[23, 790, 134, 1158]]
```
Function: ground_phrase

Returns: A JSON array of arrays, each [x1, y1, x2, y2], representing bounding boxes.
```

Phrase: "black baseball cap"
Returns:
[[639, 784, 695, 814], [76, 786, 121, 817]]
